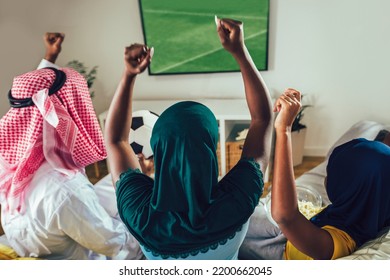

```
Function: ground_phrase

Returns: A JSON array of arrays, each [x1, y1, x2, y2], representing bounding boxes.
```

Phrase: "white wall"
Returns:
[[1, 0, 390, 156]]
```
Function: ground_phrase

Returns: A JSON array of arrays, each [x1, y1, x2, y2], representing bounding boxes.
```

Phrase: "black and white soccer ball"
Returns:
[[129, 110, 159, 159]]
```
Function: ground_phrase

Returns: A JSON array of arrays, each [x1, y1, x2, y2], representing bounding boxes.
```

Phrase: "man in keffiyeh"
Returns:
[[0, 33, 143, 260]]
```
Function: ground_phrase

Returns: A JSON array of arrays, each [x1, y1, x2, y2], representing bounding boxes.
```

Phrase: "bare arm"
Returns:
[[105, 44, 153, 186], [272, 89, 334, 259], [216, 17, 273, 174]]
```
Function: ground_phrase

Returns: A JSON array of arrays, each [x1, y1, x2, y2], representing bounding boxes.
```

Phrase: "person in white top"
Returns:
[[0, 33, 143, 260]]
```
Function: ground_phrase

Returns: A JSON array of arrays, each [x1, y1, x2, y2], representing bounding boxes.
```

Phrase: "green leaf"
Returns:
[[292, 105, 312, 132], [66, 60, 98, 98]]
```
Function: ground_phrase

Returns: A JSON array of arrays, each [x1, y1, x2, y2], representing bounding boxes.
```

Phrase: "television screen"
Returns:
[[138, 0, 270, 75]]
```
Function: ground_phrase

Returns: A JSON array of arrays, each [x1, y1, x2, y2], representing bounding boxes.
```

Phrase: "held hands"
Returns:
[[43, 32, 65, 63], [273, 88, 302, 132], [124, 44, 154, 76], [215, 16, 245, 55]]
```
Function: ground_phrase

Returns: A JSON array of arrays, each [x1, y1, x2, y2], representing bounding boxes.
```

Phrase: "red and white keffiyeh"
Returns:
[[0, 67, 106, 213]]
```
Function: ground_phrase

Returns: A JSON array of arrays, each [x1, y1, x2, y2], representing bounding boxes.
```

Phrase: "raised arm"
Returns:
[[216, 17, 273, 174], [43, 32, 65, 63], [37, 32, 65, 69], [272, 89, 334, 259], [105, 44, 153, 185]]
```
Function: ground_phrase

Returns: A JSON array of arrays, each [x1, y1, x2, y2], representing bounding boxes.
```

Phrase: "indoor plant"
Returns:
[[66, 60, 98, 98], [292, 105, 311, 133], [291, 101, 311, 166]]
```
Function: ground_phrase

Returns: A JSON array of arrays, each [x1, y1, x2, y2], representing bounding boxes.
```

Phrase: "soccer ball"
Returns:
[[129, 110, 159, 159]]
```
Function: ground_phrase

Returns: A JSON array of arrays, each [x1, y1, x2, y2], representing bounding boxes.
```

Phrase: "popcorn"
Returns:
[[298, 200, 323, 219]]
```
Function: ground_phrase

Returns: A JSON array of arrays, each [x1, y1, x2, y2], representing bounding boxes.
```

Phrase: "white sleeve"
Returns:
[[37, 59, 60, 70], [54, 183, 143, 260], [93, 174, 119, 218]]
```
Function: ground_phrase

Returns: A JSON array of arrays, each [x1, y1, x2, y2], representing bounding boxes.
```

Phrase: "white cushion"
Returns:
[[338, 227, 390, 260]]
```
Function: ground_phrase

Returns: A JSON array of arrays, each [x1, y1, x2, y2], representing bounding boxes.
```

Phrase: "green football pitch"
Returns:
[[139, 0, 269, 74]]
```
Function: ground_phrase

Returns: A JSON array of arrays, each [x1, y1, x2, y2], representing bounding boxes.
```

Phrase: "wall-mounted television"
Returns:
[[138, 0, 270, 75]]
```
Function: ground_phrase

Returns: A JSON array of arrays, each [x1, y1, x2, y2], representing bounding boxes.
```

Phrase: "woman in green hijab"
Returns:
[[105, 18, 273, 259]]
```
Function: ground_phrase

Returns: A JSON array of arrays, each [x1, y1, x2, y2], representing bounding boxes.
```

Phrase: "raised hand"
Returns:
[[273, 88, 302, 132], [215, 16, 245, 55], [124, 44, 154, 76], [43, 32, 65, 63]]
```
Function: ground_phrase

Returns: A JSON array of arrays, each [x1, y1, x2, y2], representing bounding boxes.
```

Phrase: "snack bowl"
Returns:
[[263, 185, 323, 227]]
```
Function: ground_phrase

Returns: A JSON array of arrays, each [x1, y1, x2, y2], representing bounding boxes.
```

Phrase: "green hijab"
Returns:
[[151, 101, 219, 220], [117, 101, 263, 257]]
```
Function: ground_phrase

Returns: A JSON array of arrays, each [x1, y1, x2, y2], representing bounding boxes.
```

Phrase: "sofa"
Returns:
[[2, 120, 390, 260]]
